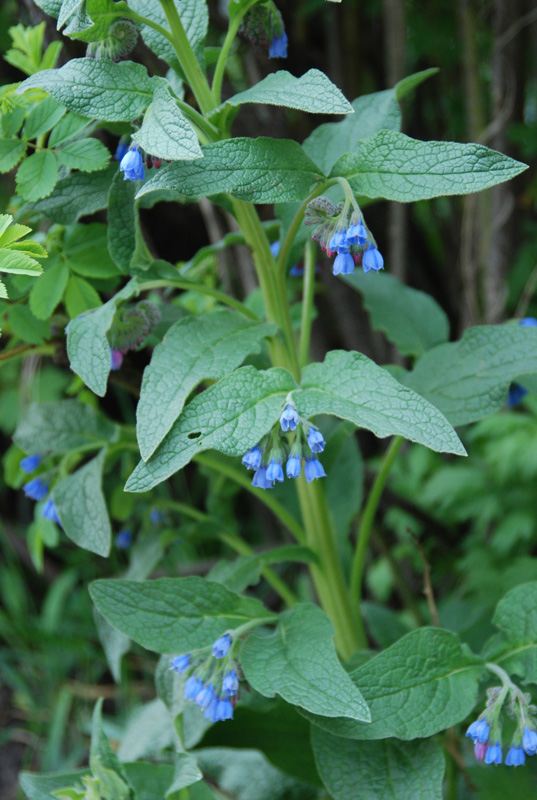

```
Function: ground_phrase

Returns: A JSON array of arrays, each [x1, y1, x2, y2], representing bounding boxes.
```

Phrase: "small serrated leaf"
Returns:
[[29, 259, 69, 319], [56, 138, 110, 172], [0, 138, 27, 173], [15, 149, 58, 201]]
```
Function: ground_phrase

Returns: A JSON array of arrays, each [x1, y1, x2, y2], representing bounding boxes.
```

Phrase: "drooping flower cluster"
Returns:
[[238, 2, 287, 58], [242, 400, 326, 489], [170, 633, 239, 723], [507, 317, 537, 407], [20, 454, 62, 527], [466, 677, 537, 767], [108, 300, 161, 359], [305, 196, 383, 277]]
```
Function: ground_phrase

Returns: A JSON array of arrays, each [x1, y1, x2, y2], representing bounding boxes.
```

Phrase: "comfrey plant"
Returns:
[[3, 1, 537, 799]]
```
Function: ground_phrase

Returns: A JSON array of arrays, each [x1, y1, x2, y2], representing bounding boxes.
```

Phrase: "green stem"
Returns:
[[175, 99, 220, 143], [350, 436, 404, 603], [211, 0, 259, 105], [138, 279, 259, 320], [157, 0, 216, 115], [298, 240, 316, 368], [276, 182, 330, 279], [194, 453, 306, 545]]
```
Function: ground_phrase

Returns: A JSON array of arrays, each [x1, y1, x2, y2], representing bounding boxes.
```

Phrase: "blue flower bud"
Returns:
[[115, 141, 128, 162], [328, 230, 349, 254], [520, 317, 537, 327], [485, 742, 502, 765], [20, 454, 42, 474], [362, 244, 384, 273], [150, 509, 165, 524], [212, 633, 231, 659], [242, 446, 263, 470], [346, 222, 368, 246], [115, 529, 132, 549], [307, 428, 325, 453], [474, 719, 490, 744], [523, 727, 537, 755], [508, 382, 528, 407], [170, 654, 191, 674], [110, 349, 123, 370], [266, 458, 284, 483], [304, 456, 326, 483], [270, 241, 280, 256], [195, 683, 215, 709], [252, 466, 274, 489], [269, 31, 288, 58], [333, 252, 355, 276], [23, 478, 49, 501], [506, 745, 525, 766], [222, 669, 239, 696], [280, 404, 299, 432], [286, 455, 302, 479], [120, 146, 145, 182], [184, 675, 203, 701], [42, 498, 62, 526], [290, 264, 304, 277]]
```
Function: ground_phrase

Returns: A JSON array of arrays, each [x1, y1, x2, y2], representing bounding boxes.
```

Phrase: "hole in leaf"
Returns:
[[187, 431, 202, 440]]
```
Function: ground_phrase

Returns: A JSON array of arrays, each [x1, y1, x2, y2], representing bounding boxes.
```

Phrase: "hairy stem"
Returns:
[[299, 240, 316, 368], [212, 0, 259, 105], [138, 279, 259, 320]]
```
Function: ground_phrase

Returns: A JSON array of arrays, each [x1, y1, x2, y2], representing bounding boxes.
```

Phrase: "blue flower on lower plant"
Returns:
[[195, 683, 215, 709], [23, 477, 49, 501], [286, 455, 302, 478], [110, 349, 123, 370], [307, 428, 325, 453], [115, 141, 128, 162], [115, 529, 132, 549], [520, 317, 537, 327], [212, 634, 231, 659], [280, 404, 299, 432], [346, 221, 368, 246], [184, 675, 204, 701], [362, 244, 384, 273], [506, 745, 525, 766], [206, 696, 233, 721], [266, 458, 284, 483], [328, 229, 349, 254], [304, 456, 326, 483], [20, 453, 42, 473], [508, 382, 528, 407], [269, 30, 287, 57], [42, 498, 62, 526], [252, 466, 274, 489], [466, 719, 489, 744], [170, 654, 191, 674], [333, 252, 355, 276], [485, 742, 502, 765], [523, 727, 537, 755], [120, 146, 145, 182], [242, 445, 263, 471], [222, 669, 239, 696]]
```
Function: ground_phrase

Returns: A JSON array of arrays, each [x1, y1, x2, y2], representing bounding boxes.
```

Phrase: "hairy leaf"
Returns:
[[132, 81, 202, 162], [14, 400, 116, 454]]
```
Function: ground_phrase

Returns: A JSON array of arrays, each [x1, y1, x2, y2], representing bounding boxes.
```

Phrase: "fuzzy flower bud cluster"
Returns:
[[305, 196, 383, 277], [466, 674, 537, 767], [238, 2, 287, 58], [86, 19, 138, 61], [242, 401, 326, 490], [170, 633, 239, 723], [108, 300, 161, 359]]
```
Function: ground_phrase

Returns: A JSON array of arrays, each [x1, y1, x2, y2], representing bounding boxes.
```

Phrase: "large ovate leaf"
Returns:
[[66, 279, 139, 396], [137, 310, 277, 460], [295, 351, 465, 455], [241, 604, 370, 721], [126, 366, 297, 492], [17, 59, 157, 122], [341, 271, 449, 357], [132, 81, 202, 162], [136, 138, 322, 205], [53, 450, 112, 557], [312, 728, 445, 800], [15, 150, 58, 201], [90, 576, 275, 653], [14, 400, 116, 455], [330, 130, 527, 201], [303, 69, 437, 174], [491, 582, 537, 684], [25, 163, 116, 224], [211, 69, 352, 122], [304, 628, 483, 740], [406, 324, 537, 426]]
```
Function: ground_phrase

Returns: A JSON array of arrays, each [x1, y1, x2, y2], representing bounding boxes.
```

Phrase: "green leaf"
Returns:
[[137, 310, 277, 460], [9, 240, 48, 258], [17, 58, 158, 122], [211, 69, 352, 123], [53, 450, 111, 556], [132, 81, 202, 161], [126, 366, 297, 492], [29, 259, 69, 319], [129, 0, 208, 67], [312, 729, 445, 800], [48, 112, 91, 147], [19, 770, 91, 800], [56, 138, 110, 172], [64, 222, 120, 279], [25, 163, 116, 224], [341, 271, 449, 357], [295, 351, 465, 455], [16, 150, 58, 201], [66, 279, 138, 396], [136, 138, 322, 205], [331, 130, 528, 202], [122, 763, 175, 800], [107, 170, 140, 273], [89, 576, 274, 653], [13, 400, 116, 455], [0, 248, 43, 276], [303, 69, 437, 174], [90, 698, 129, 800], [241, 604, 370, 721], [406, 324, 537, 426], [23, 97, 66, 140], [305, 628, 483, 740], [491, 582, 537, 683], [0, 138, 27, 173], [64, 275, 101, 318], [166, 754, 203, 800], [207, 545, 318, 594], [8, 305, 50, 343], [68, 0, 130, 42]]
